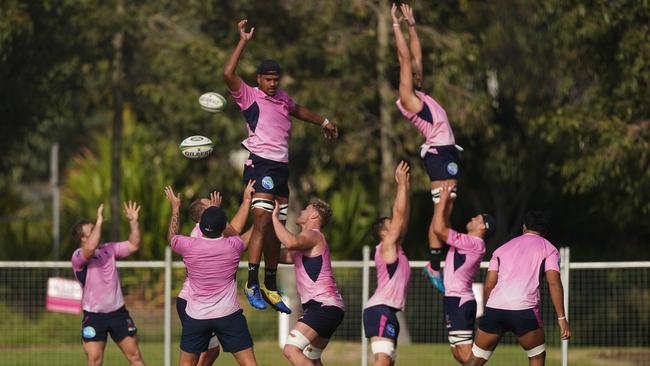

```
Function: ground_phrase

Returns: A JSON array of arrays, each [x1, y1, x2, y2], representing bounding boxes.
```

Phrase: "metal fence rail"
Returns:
[[0, 248, 649, 365]]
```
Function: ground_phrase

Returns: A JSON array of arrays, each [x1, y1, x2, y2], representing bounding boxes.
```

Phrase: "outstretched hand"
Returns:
[[439, 181, 456, 201], [390, 3, 404, 25], [210, 191, 222, 207], [123, 201, 141, 221], [96, 204, 104, 223], [238, 19, 255, 41], [164, 186, 181, 211], [400, 3, 416, 26], [394, 160, 411, 188], [322, 122, 339, 140], [243, 180, 256, 202]]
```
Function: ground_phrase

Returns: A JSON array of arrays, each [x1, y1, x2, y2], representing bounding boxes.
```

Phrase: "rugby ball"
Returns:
[[180, 136, 214, 159], [198, 92, 226, 112]]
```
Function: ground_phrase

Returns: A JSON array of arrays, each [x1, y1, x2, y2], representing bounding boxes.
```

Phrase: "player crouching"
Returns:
[[271, 199, 345, 366]]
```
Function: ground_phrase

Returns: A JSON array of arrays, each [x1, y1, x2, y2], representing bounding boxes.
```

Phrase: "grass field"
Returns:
[[1, 341, 647, 365]]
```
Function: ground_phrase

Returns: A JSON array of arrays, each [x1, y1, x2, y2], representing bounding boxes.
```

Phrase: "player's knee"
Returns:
[[126, 350, 144, 365], [86, 354, 103, 366], [282, 344, 302, 361], [373, 352, 393, 366], [371, 340, 396, 363], [526, 344, 546, 359], [471, 343, 493, 361]]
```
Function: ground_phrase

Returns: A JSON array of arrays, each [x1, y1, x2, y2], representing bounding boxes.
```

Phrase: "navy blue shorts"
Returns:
[[81, 306, 137, 342], [444, 297, 477, 331], [479, 307, 543, 336], [298, 300, 345, 339], [363, 305, 400, 342], [243, 153, 290, 198], [422, 145, 460, 181], [181, 309, 253, 354]]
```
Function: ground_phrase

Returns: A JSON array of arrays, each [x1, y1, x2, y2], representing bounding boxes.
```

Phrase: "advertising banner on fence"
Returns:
[[45, 277, 82, 314]]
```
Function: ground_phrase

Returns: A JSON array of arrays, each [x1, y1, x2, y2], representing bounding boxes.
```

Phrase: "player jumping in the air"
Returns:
[[432, 183, 493, 364], [271, 198, 345, 366], [70, 202, 146, 366], [165, 185, 259, 366], [223, 19, 339, 314], [176, 182, 256, 366], [465, 211, 571, 366], [364, 161, 412, 366], [391, 3, 462, 293]]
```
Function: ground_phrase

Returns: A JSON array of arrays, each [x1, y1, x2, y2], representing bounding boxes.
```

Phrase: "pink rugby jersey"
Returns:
[[365, 243, 411, 311], [71, 241, 131, 313], [444, 229, 486, 306], [177, 224, 202, 301], [171, 235, 244, 319], [486, 233, 560, 310], [396, 91, 455, 152], [230, 80, 297, 163], [292, 229, 345, 310]]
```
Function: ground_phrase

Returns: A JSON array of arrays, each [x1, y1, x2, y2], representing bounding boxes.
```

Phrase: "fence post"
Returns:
[[560, 247, 570, 366], [164, 246, 172, 366], [361, 245, 370, 366]]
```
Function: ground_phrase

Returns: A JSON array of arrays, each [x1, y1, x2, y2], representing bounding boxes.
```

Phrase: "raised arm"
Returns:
[[401, 4, 423, 80], [223, 19, 255, 92], [432, 182, 455, 242], [381, 161, 411, 261], [271, 201, 320, 251], [290, 105, 339, 140], [546, 270, 571, 340], [123, 201, 142, 254], [80, 204, 104, 259], [164, 186, 182, 243], [391, 4, 422, 113], [223, 180, 255, 236]]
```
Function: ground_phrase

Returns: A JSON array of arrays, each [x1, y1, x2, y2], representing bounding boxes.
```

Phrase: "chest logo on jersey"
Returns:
[[262, 176, 275, 190], [447, 162, 459, 176], [82, 326, 96, 339]]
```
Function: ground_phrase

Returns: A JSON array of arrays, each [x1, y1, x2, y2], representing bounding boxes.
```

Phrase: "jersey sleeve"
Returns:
[[110, 241, 131, 259], [171, 235, 191, 255], [229, 80, 256, 110], [446, 228, 484, 253], [544, 245, 561, 272], [488, 252, 500, 272], [71, 248, 88, 272]]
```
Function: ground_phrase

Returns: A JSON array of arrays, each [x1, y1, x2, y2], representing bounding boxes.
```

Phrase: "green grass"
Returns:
[[0, 341, 647, 365]]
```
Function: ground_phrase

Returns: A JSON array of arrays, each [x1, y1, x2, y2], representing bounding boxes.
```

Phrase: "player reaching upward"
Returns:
[[165, 185, 259, 366], [70, 202, 145, 366], [465, 211, 571, 366], [223, 18, 340, 314], [364, 161, 412, 366], [391, 3, 461, 293], [176, 182, 256, 366], [271, 198, 345, 366], [432, 182, 493, 364]]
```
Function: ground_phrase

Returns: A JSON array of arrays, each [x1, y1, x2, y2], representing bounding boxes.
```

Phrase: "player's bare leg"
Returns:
[[116, 335, 145, 366], [231, 347, 258, 366], [198, 346, 220, 366], [452, 343, 472, 364], [283, 322, 328, 366], [83, 341, 106, 366], [179, 350, 198, 366], [259, 196, 291, 313], [245, 192, 274, 310], [463, 329, 500, 366], [424, 180, 446, 292], [517, 328, 546, 366]]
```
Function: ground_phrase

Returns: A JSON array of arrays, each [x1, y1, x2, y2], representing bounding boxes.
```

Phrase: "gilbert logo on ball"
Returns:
[[180, 136, 214, 159], [198, 92, 226, 112]]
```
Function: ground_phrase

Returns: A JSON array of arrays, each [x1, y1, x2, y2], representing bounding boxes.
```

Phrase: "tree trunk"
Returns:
[[109, 1, 125, 241], [376, 1, 395, 217]]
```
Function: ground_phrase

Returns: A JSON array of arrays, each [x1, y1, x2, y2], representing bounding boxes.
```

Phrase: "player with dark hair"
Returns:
[[363, 161, 411, 365], [70, 202, 145, 366], [176, 183, 255, 366], [165, 185, 259, 366], [271, 198, 345, 366], [391, 3, 462, 293], [465, 211, 571, 366], [223, 19, 340, 314], [432, 182, 493, 363]]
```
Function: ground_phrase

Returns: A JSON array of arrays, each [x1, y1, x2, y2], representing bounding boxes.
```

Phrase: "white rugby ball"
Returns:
[[179, 136, 214, 159], [198, 92, 226, 112]]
